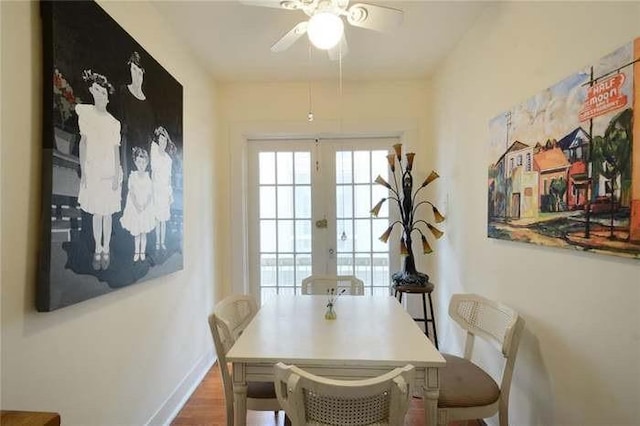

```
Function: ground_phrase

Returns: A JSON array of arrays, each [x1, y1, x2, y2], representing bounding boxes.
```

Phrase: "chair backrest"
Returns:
[[274, 362, 415, 426], [300, 274, 365, 295], [208, 295, 259, 425], [448, 294, 525, 399]]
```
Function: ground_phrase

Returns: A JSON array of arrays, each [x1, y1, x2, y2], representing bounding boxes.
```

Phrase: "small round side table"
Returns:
[[392, 282, 439, 349]]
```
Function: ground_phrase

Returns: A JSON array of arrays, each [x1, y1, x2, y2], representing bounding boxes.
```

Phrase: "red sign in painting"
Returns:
[[579, 73, 627, 121]]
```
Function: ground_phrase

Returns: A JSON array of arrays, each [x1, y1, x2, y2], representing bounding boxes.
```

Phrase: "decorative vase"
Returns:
[[324, 303, 337, 320], [392, 249, 429, 287], [371, 143, 444, 289]]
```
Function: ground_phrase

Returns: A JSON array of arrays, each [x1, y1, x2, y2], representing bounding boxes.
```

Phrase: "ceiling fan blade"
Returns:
[[346, 3, 403, 32], [271, 21, 308, 52], [238, 0, 288, 9], [328, 36, 348, 61]]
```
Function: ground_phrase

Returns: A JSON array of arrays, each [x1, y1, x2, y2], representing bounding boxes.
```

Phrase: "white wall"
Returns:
[[0, 1, 219, 424], [218, 80, 441, 298], [432, 2, 640, 425]]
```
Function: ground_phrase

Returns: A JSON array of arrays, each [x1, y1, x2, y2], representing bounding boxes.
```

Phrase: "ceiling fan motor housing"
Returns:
[[279, 0, 348, 17], [348, 6, 367, 24], [279, 1, 300, 10], [266, 0, 403, 53]]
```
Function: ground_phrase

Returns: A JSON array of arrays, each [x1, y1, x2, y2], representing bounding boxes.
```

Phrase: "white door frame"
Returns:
[[229, 118, 418, 299]]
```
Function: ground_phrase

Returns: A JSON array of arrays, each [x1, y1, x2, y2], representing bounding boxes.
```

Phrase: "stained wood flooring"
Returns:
[[172, 363, 481, 425]]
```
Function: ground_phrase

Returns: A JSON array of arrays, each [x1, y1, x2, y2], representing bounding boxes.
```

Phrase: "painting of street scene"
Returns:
[[488, 37, 640, 260]]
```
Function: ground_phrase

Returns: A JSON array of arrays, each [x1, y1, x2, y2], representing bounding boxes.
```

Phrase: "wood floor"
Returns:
[[172, 363, 481, 425]]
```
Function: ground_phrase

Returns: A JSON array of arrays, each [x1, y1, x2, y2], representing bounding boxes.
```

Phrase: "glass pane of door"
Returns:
[[249, 138, 398, 303], [253, 146, 313, 304], [334, 148, 391, 296]]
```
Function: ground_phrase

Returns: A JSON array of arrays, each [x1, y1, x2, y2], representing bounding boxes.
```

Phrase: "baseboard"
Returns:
[[146, 348, 216, 426]]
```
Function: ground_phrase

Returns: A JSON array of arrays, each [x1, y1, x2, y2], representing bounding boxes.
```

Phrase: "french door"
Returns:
[[248, 137, 399, 304]]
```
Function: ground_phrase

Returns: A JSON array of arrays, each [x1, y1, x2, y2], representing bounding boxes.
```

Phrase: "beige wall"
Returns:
[[218, 80, 438, 295], [432, 2, 640, 424], [0, 1, 219, 424], [4, 1, 639, 424]]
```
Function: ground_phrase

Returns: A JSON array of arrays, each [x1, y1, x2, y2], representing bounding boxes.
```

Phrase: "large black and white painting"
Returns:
[[39, 0, 183, 311]]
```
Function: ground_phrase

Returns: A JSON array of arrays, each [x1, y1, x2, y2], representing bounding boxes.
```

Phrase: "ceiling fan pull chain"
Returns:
[[338, 40, 345, 133], [308, 43, 314, 122], [338, 43, 342, 97]]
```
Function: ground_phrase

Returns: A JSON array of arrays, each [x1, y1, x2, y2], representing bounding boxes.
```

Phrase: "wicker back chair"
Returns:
[[209, 295, 282, 426], [274, 362, 414, 426], [300, 275, 365, 296], [438, 294, 525, 426]]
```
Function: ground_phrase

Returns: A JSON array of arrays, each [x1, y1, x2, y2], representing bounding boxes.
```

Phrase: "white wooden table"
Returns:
[[226, 295, 446, 425]]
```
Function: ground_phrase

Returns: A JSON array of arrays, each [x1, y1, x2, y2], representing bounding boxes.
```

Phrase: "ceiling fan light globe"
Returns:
[[307, 12, 344, 50]]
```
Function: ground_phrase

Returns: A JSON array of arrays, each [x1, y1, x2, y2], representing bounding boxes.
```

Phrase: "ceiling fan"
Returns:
[[241, 0, 403, 58]]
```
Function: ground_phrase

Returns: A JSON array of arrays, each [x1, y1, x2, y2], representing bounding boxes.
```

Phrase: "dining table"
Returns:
[[225, 295, 446, 425]]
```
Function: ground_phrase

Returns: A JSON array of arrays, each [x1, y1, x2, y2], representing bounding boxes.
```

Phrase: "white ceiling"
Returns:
[[153, 1, 489, 82]]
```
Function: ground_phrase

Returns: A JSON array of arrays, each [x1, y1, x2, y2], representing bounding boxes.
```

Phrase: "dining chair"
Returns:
[[437, 294, 525, 426], [300, 274, 365, 295], [274, 362, 415, 426], [208, 294, 283, 426]]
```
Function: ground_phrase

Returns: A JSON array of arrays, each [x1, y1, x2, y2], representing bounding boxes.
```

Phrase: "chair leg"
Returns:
[[421, 294, 429, 338], [226, 405, 233, 426], [499, 393, 509, 426], [499, 406, 509, 426], [427, 293, 439, 349]]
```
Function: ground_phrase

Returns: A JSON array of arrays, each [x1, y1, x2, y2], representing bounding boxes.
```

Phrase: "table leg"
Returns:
[[232, 362, 248, 426], [423, 366, 440, 426]]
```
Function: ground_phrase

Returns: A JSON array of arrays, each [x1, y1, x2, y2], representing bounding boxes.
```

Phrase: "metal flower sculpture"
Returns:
[[371, 143, 444, 286]]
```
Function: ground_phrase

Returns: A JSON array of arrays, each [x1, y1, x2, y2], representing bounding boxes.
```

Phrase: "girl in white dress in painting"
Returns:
[[75, 70, 122, 270], [150, 126, 175, 251], [120, 147, 155, 261]]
